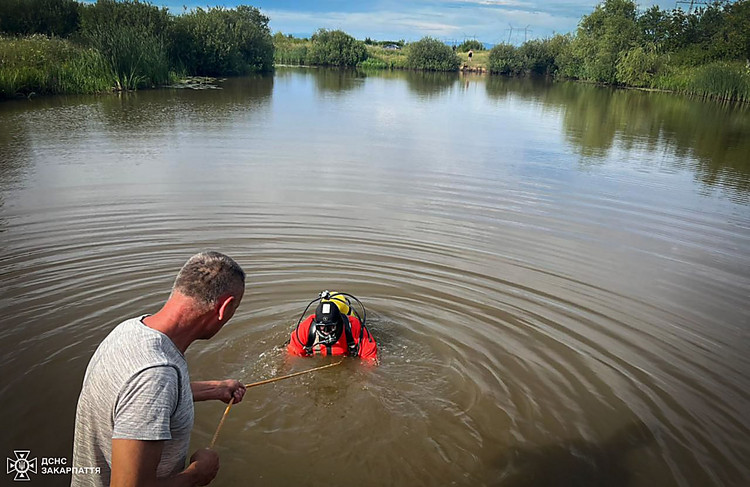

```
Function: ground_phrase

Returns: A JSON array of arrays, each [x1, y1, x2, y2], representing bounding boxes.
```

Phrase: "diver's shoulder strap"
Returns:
[[344, 315, 359, 357]]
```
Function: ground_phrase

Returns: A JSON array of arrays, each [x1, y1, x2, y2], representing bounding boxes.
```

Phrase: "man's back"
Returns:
[[72, 317, 194, 486]]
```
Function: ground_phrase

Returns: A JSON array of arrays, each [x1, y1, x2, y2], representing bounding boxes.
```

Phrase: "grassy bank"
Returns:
[[0, 35, 111, 96], [3, 0, 748, 103], [0, 0, 274, 99]]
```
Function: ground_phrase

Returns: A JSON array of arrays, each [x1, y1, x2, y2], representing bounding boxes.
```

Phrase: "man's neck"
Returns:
[[143, 293, 205, 354]]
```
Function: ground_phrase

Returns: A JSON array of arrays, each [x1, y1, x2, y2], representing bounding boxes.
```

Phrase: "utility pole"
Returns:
[[506, 24, 514, 44], [523, 25, 531, 43]]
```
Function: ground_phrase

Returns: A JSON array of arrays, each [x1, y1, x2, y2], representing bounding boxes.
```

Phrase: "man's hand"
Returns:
[[219, 379, 245, 404], [187, 449, 219, 486], [191, 380, 246, 403]]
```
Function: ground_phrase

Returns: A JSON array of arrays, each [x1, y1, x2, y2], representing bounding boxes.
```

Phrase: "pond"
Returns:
[[1, 67, 749, 486]]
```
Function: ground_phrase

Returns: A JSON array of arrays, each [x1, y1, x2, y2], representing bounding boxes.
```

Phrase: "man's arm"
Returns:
[[110, 439, 218, 487], [190, 380, 245, 403]]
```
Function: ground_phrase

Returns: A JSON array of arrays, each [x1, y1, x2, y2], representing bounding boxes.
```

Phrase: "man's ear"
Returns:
[[217, 295, 236, 321]]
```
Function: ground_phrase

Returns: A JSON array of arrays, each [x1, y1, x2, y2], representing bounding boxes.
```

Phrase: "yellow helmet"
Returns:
[[323, 291, 351, 315]]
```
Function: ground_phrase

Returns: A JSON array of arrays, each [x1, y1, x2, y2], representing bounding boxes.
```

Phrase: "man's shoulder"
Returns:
[[95, 316, 184, 369]]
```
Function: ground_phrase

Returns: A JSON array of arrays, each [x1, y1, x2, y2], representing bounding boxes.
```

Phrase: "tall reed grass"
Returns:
[[0, 35, 111, 98], [654, 61, 750, 103], [84, 25, 171, 90]]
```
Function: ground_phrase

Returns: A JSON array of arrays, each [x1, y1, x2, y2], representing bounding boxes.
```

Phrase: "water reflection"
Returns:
[[486, 76, 750, 201], [95, 75, 274, 128]]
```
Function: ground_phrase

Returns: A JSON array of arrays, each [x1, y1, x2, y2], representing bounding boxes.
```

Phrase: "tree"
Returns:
[[568, 0, 639, 83]]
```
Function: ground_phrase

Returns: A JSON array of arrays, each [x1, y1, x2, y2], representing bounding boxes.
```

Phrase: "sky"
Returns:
[[159, 1, 685, 44]]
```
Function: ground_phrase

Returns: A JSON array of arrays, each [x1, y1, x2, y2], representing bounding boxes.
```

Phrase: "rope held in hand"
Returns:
[[208, 360, 344, 448]]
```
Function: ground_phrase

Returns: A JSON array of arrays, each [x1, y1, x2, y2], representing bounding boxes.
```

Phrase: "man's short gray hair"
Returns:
[[173, 251, 245, 306]]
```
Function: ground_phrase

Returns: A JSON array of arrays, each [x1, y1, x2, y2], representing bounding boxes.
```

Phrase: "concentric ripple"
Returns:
[[1, 71, 749, 486]]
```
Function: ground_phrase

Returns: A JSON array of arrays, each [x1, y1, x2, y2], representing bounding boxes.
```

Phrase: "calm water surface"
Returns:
[[1, 68, 749, 486]]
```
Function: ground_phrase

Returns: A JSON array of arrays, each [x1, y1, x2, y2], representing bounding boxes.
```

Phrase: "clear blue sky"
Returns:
[[157, 1, 682, 44]]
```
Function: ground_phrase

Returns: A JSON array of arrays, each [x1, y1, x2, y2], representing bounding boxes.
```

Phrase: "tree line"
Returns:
[[1, 0, 748, 101], [0, 0, 273, 96]]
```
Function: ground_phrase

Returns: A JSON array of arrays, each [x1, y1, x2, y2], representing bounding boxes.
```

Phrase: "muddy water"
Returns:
[[1, 68, 749, 486]]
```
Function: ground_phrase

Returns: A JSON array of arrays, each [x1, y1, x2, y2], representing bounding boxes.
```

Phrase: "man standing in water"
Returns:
[[72, 251, 247, 487]]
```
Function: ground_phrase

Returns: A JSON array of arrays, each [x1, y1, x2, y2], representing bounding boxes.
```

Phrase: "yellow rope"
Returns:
[[209, 359, 343, 448]]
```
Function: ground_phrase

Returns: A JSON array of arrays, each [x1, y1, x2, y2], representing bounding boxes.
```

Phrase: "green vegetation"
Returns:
[[405, 37, 460, 71], [307, 29, 367, 67], [485, 0, 750, 102], [457, 39, 484, 52], [0, 0, 273, 98], [170, 6, 273, 75], [0, 35, 111, 96], [0, 0, 81, 37], [2, 0, 749, 102], [273, 29, 368, 67], [79, 0, 172, 90], [273, 32, 309, 65]]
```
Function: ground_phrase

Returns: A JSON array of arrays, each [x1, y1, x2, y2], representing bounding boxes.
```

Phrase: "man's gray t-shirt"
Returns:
[[72, 317, 194, 486]]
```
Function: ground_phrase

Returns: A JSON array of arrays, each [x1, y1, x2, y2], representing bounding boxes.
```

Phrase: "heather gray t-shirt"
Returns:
[[71, 317, 194, 486]]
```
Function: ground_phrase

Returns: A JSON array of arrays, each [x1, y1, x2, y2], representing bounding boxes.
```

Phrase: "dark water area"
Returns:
[[1, 68, 748, 486]]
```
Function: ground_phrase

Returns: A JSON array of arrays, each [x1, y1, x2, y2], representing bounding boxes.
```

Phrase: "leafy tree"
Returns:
[[568, 0, 639, 83], [307, 29, 367, 66], [405, 37, 460, 71], [616, 44, 661, 86], [723, 0, 750, 60], [637, 5, 670, 49]]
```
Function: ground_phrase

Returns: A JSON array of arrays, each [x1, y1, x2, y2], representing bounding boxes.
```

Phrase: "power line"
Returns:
[[674, 0, 710, 13]]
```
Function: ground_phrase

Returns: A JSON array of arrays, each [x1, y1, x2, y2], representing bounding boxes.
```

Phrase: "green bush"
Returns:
[[457, 39, 484, 52], [517, 39, 558, 75], [170, 6, 273, 75], [0, 0, 80, 37], [405, 37, 459, 71], [307, 29, 367, 67], [488, 43, 521, 75], [0, 35, 110, 97]]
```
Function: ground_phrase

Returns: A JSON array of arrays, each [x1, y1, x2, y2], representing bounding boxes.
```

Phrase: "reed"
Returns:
[[654, 62, 750, 103], [273, 42, 308, 65], [84, 24, 170, 91], [0, 35, 110, 97]]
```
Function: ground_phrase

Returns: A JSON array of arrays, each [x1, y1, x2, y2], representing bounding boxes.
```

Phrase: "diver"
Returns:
[[288, 291, 378, 362]]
